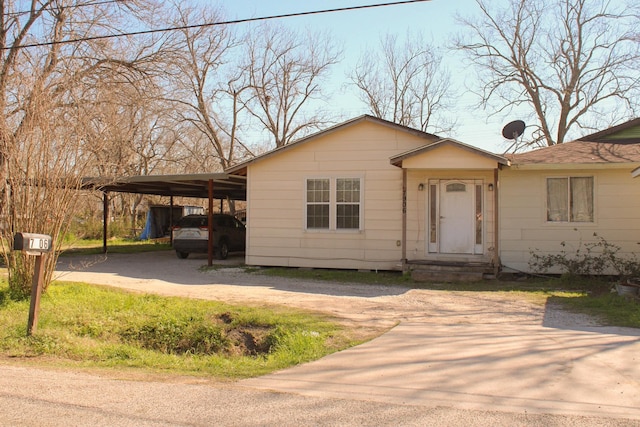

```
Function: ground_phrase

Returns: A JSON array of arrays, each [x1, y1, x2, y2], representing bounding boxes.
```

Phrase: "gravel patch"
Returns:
[[54, 251, 602, 332]]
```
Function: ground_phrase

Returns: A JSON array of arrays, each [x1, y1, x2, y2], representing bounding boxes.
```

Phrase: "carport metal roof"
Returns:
[[81, 172, 247, 266], [82, 173, 246, 200]]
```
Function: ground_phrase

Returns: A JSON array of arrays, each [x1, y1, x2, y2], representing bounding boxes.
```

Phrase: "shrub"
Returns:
[[66, 216, 139, 240], [529, 233, 640, 280]]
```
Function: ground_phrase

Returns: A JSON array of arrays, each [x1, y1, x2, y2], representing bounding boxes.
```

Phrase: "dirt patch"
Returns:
[[225, 326, 274, 356]]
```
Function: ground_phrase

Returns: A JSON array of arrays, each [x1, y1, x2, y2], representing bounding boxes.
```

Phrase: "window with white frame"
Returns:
[[306, 179, 330, 229], [336, 178, 360, 229], [546, 176, 594, 222], [306, 177, 361, 230]]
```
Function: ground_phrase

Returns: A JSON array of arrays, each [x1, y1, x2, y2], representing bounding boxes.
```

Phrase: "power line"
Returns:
[[3, 0, 432, 50]]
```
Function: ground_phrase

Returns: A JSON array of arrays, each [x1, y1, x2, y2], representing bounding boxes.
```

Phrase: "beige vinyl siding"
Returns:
[[499, 167, 640, 273], [401, 145, 499, 170], [244, 121, 434, 270]]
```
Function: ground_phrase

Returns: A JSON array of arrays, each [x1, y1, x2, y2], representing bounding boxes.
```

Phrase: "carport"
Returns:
[[82, 173, 247, 266]]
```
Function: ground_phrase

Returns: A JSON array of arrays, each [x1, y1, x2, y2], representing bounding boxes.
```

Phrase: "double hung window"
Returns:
[[306, 178, 361, 230]]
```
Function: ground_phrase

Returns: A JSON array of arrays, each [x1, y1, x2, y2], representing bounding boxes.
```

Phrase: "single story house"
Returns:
[[226, 115, 640, 277]]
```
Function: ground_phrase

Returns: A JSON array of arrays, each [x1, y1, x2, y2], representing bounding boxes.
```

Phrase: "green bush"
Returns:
[[66, 216, 141, 240], [529, 233, 640, 280]]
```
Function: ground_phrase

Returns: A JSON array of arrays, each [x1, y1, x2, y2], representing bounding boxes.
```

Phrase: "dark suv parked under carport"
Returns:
[[172, 214, 245, 259]]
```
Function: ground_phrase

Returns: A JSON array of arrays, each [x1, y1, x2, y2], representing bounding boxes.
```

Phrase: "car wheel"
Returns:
[[216, 240, 229, 260], [176, 251, 189, 259]]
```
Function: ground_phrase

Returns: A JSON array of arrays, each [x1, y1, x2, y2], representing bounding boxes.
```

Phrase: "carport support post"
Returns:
[[102, 192, 109, 254], [208, 179, 214, 266], [169, 196, 174, 246]]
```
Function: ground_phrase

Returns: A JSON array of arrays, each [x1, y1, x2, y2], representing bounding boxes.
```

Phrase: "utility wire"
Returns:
[[3, 0, 432, 50]]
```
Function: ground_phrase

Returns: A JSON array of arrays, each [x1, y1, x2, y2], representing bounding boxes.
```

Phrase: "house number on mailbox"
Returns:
[[13, 232, 52, 254]]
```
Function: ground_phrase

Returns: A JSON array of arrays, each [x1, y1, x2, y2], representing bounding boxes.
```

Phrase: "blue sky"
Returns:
[[216, 1, 531, 152]]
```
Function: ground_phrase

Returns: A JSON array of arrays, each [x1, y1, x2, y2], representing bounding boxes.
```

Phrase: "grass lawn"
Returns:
[[0, 281, 361, 379], [59, 238, 172, 255]]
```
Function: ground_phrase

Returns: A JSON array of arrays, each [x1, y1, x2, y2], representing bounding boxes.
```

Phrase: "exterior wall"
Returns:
[[402, 145, 499, 170], [244, 121, 437, 270], [498, 166, 640, 273], [605, 124, 640, 141], [404, 169, 496, 262]]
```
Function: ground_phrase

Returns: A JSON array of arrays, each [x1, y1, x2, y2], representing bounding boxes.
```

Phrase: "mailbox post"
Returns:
[[13, 233, 53, 336]]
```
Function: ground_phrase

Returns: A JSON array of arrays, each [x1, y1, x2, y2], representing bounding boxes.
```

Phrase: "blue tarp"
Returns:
[[139, 211, 154, 240]]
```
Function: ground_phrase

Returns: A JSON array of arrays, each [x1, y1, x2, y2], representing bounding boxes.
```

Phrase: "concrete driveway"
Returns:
[[1, 251, 639, 425]]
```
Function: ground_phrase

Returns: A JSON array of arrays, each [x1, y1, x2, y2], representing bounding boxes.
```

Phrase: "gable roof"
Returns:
[[390, 138, 510, 168], [578, 117, 640, 144], [226, 115, 441, 176]]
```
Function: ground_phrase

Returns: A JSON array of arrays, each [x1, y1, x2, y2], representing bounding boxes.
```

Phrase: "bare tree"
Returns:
[[456, 0, 640, 148], [0, 0, 165, 297], [351, 32, 456, 134], [242, 24, 342, 148], [81, 81, 179, 230], [161, 4, 252, 172]]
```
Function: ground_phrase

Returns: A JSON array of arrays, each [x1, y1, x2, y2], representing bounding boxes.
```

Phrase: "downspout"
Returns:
[[402, 168, 407, 270], [493, 167, 500, 275]]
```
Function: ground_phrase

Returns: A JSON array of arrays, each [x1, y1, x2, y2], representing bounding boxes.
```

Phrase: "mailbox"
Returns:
[[14, 233, 53, 254], [14, 232, 52, 335]]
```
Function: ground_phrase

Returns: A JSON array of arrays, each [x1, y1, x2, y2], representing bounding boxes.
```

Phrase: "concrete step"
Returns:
[[412, 263, 490, 274], [411, 269, 485, 283]]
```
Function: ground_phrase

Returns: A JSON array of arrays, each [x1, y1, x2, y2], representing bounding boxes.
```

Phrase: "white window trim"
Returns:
[[304, 176, 364, 232]]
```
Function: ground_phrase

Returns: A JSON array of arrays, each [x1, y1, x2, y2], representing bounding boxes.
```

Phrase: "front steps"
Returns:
[[407, 260, 495, 283]]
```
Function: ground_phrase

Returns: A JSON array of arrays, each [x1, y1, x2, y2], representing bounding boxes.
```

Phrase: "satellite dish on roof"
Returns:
[[502, 120, 526, 140]]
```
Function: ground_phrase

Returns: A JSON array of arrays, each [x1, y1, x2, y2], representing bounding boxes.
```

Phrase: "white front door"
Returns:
[[439, 180, 475, 254]]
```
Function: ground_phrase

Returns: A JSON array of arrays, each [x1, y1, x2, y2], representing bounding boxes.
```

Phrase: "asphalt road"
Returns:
[[1, 251, 639, 426]]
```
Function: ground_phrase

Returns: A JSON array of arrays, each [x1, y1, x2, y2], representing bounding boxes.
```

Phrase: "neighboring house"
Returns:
[[227, 115, 640, 276], [501, 118, 640, 274]]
